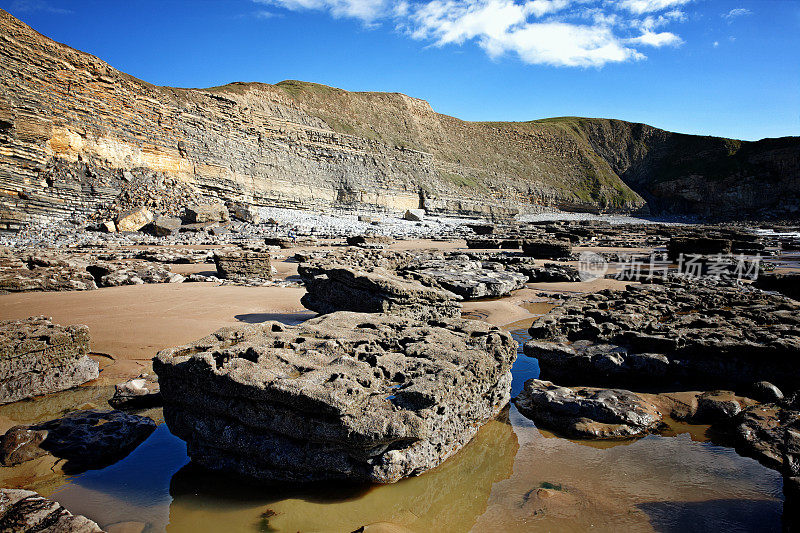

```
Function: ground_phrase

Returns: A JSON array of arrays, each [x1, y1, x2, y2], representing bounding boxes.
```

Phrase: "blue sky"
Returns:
[[3, 0, 798, 141]]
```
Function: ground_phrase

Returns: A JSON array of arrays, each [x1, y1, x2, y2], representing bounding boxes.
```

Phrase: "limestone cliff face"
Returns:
[[0, 10, 797, 229]]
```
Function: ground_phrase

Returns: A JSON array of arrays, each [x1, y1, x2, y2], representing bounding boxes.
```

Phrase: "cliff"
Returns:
[[0, 10, 797, 230]]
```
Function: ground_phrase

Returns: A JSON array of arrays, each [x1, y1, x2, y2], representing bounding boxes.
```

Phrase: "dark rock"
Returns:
[[514, 379, 664, 439], [0, 489, 104, 532], [0, 316, 98, 405], [299, 263, 461, 320], [0, 410, 156, 472], [466, 223, 494, 235], [153, 311, 517, 483], [521, 239, 572, 259], [666, 236, 732, 261], [347, 235, 393, 247], [403, 209, 424, 221], [525, 277, 800, 391], [751, 381, 785, 403], [755, 272, 800, 301]]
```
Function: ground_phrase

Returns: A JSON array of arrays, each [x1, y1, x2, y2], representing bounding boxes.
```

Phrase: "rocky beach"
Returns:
[[1, 5, 800, 532]]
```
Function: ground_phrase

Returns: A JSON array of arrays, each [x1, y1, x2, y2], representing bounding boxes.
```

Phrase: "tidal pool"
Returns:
[[0, 322, 784, 532]]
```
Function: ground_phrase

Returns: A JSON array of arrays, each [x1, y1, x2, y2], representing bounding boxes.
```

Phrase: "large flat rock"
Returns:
[[153, 311, 517, 483], [299, 264, 462, 320], [0, 316, 98, 404]]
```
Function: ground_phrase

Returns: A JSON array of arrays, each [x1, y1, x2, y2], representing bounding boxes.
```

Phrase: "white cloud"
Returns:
[[616, 0, 691, 15], [257, 0, 390, 22], [257, 0, 692, 67], [628, 30, 682, 47], [723, 7, 752, 22]]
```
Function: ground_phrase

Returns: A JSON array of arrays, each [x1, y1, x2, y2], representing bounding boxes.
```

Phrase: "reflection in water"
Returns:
[[0, 318, 785, 532], [165, 412, 518, 533]]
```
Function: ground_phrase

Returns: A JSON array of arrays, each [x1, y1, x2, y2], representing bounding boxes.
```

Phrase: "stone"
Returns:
[[184, 203, 230, 224], [299, 264, 461, 321], [0, 410, 156, 472], [213, 249, 272, 280], [229, 202, 262, 224], [347, 235, 393, 247], [100, 220, 116, 233], [406, 260, 527, 299], [466, 223, 495, 235], [755, 272, 800, 301], [514, 379, 664, 439], [403, 209, 425, 221], [0, 427, 48, 465], [153, 311, 517, 483], [149, 215, 182, 236], [751, 381, 785, 403], [0, 489, 104, 532], [115, 207, 153, 232], [666, 236, 732, 261], [108, 376, 162, 409], [525, 277, 800, 391], [0, 316, 98, 405], [521, 239, 572, 259]]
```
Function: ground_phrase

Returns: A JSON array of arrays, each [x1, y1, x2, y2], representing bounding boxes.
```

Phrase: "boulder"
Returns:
[[403, 209, 425, 221], [755, 272, 800, 301], [514, 379, 664, 439], [154, 312, 517, 483], [666, 236, 732, 261], [184, 203, 229, 224], [0, 410, 156, 472], [149, 215, 182, 236], [521, 239, 572, 259], [466, 223, 495, 235], [751, 381, 785, 403], [228, 202, 261, 224], [0, 489, 104, 532], [99, 220, 116, 233], [406, 260, 527, 299], [347, 235, 393, 247], [0, 316, 98, 404], [213, 249, 272, 280], [115, 207, 153, 232], [299, 264, 461, 321]]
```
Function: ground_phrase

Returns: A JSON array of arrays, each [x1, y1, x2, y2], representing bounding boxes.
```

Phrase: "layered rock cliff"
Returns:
[[0, 10, 797, 230]]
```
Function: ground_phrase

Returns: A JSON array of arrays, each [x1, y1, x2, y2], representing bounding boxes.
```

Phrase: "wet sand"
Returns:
[[0, 284, 311, 386]]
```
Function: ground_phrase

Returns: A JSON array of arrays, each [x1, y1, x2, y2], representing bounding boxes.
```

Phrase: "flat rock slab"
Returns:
[[0, 316, 98, 404], [526, 277, 800, 391], [408, 260, 527, 299], [299, 264, 462, 320], [213, 249, 272, 280], [153, 311, 517, 483], [0, 489, 104, 532], [514, 379, 664, 439], [0, 409, 156, 472]]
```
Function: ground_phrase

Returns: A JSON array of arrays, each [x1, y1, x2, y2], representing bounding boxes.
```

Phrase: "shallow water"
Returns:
[[0, 318, 784, 533]]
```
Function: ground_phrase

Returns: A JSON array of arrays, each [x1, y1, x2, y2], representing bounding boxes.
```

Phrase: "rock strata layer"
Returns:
[[0, 316, 98, 404], [153, 311, 517, 483], [0, 489, 104, 532]]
